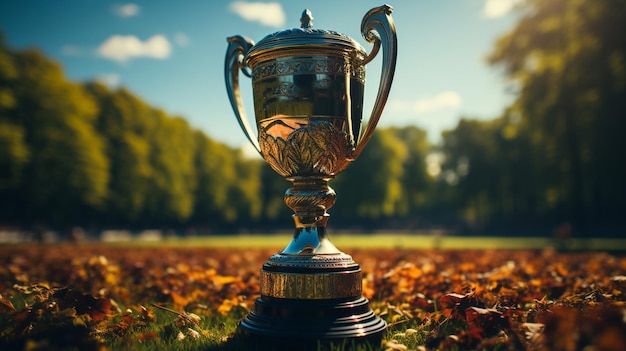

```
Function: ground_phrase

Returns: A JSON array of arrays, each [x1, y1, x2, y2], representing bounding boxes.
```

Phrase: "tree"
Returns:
[[259, 162, 291, 225], [0, 38, 29, 193], [439, 114, 537, 232], [1, 47, 109, 226], [228, 153, 263, 225], [0, 36, 272, 231], [0, 121, 28, 190], [390, 126, 431, 218], [86, 84, 154, 225], [488, 0, 626, 234], [332, 128, 408, 223], [142, 111, 197, 224]]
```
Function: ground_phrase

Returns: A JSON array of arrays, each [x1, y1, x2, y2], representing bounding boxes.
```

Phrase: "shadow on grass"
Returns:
[[205, 330, 384, 351]]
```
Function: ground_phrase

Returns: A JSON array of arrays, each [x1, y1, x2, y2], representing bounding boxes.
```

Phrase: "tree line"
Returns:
[[1, 0, 624, 237], [449, 0, 626, 236], [0, 37, 261, 232]]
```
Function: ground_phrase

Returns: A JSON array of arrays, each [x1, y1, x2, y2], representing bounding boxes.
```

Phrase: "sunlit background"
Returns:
[[1, 0, 624, 240], [0, 0, 520, 149]]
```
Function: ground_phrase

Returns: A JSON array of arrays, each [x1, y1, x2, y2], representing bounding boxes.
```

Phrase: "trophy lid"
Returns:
[[245, 9, 367, 66]]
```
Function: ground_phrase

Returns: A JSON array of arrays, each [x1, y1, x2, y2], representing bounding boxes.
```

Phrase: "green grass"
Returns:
[[96, 304, 389, 351], [103, 308, 243, 351], [112, 233, 626, 251]]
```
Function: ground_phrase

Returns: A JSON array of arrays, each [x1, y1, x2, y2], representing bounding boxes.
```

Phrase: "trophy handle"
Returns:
[[351, 5, 397, 160], [225, 35, 261, 154]]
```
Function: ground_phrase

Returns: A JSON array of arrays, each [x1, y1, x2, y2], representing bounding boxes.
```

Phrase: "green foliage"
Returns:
[[86, 84, 155, 223], [391, 126, 431, 215], [258, 163, 291, 222], [407, 0, 626, 235], [1, 48, 109, 225], [193, 135, 263, 226], [480, 0, 626, 233], [331, 126, 433, 225], [193, 133, 237, 223], [0, 120, 28, 189], [0, 40, 265, 230], [1, 0, 625, 235], [144, 112, 197, 223], [334, 129, 407, 219]]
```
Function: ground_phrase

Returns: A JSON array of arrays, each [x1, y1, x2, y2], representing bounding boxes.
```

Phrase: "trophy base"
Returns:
[[239, 295, 386, 350], [237, 252, 386, 350]]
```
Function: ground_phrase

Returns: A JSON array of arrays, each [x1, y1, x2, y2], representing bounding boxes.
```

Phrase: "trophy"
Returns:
[[225, 4, 397, 349]]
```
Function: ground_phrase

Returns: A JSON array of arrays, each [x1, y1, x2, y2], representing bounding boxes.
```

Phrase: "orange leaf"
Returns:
[[171, 291, 191, 309]]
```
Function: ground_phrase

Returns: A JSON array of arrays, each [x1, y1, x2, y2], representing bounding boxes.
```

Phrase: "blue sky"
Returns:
[[0, 0, 522, 153]]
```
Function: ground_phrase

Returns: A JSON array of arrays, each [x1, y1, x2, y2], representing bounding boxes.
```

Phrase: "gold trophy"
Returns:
[[225, 5, 396, 349]]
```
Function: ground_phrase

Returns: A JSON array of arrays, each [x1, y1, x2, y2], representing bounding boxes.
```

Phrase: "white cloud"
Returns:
[[95, 73, 121, 88], [174, 32, 190, 47], [483, 0, 522, 19], [114, 3, 140, 18], [385, 92, 463, 141], [97, 34, 171, 63], [390, 91, 462, 115], [229, 1, 286, 28]]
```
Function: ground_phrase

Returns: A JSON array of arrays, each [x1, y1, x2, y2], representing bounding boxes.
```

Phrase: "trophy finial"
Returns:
[[300, 9, 313, 28]]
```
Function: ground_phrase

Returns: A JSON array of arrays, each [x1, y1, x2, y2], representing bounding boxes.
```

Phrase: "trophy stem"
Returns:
[[282, 177, 341, 255]]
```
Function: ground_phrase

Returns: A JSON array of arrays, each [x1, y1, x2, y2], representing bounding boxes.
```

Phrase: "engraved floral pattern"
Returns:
[[259, 120, 354, 178]]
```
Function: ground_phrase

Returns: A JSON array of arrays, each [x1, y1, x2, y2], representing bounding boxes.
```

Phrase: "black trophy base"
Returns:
[[238, 295, 386, 350]]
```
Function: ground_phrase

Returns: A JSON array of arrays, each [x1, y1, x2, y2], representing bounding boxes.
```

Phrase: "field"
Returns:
[[132, 233, 626, 251], [1, 235, 626, 350]]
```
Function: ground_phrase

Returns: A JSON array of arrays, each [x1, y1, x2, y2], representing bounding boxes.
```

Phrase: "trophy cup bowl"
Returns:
[[225, 5, 397, 349]]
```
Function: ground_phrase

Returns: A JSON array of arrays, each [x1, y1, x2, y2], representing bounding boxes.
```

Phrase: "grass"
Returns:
[[111, 232, 626, 251], [104, 308, 243, 351]]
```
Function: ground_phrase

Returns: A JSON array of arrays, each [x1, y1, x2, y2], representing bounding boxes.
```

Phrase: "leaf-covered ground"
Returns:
[[1, 244, 625, 350]]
